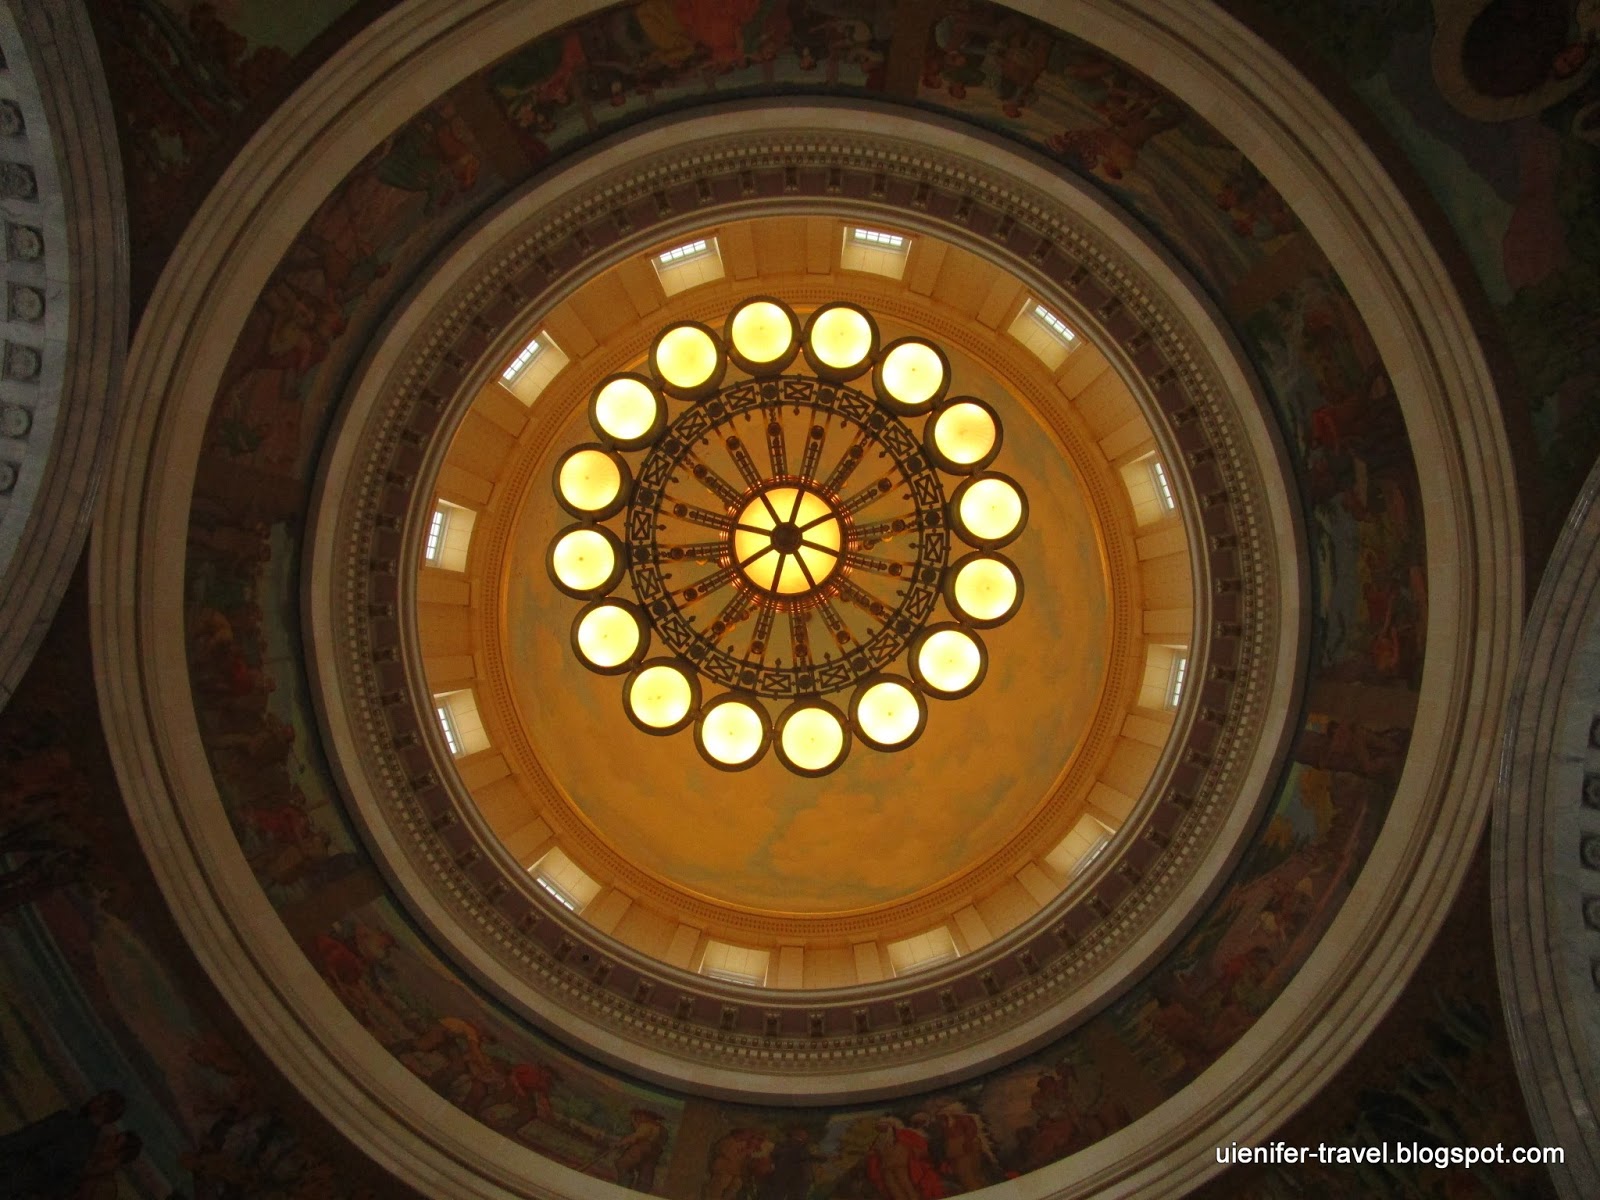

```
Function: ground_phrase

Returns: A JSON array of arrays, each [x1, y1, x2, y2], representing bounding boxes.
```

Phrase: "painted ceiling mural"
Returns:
[[0, 0, 1583, 1196]]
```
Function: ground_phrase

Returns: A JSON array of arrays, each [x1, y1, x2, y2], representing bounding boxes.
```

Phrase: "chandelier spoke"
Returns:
[[794, 552, 819, 591], [849, 514, 919, 547], [766, 418, 788, 477], [660, 539, 727, 563], [687, 455, 744, 508], [680, 563, 740, 602], [822, 438, 866, 496], [843, 551, 905, 577], [726, 434, 762, 488], [665, 498, 734, 533], [799, 422, 826, 483], [747, 604, 776, 662], [841, 476, 896, 517], [837, 577, 892, 621], [789, 609, 812, 665]]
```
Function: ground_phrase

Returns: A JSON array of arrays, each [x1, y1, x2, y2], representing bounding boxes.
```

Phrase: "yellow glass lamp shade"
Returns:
[[874, 338, 948, 412], [590, 375, 664, 448], [555, 447, 627, 517], [572, 600, 647, 673], [947, 553, 1022, 627], [850, 677, 926, 751], [804, 304, 875, 378], [625, 660, 698, 733], [952, 473, 1027, 547], [548, 525, 622, 597], [727, 298, 797, 372], [928, 399, 1000, 472], [651, 323, 723, 396], [732, 486, 843, 595], [695, 695, 770, 770], [777, 701, 850, 775], [912, 625, 987, 698]]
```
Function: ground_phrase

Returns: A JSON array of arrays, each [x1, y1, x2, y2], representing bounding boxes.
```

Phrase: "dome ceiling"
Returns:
[[88, 1, 1520, 1198], [504, 287, 1113, 916], [448, 215, 1147, 936]]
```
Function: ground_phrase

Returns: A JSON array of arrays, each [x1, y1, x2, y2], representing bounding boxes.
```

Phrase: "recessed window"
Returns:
[[1137, 643, 1191, 711], [1151, 460, 1176, 510], [1045, 813, 1116, 880], [652, 235, 724, 296], [431, 689, 489, 757], [840, 225, 910, 279], [424, 507, 449, 563], [531, 846, 600, 913], [423, 499, 476, 571], [1119, 453, 1176, 527], [887, 926, 959, 976], [500, 330, 569, 406], [1167, 653, 1188, 708], [435, 703, 461, 755], [1008, 299, 1078, 370], [700, 940, 770, 986], [1069, 832, 1113, 880]]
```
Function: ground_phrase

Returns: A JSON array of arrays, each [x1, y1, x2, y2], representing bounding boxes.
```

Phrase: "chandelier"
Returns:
[[545, 298, 1027, 776]]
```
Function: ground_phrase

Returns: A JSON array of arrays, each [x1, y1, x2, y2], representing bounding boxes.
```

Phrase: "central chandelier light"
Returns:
[[545, 298, 1028, 776]]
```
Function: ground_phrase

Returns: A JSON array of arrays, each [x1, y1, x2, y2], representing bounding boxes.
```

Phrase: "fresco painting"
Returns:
[[0, 0, 1562, 1197], [0, 584, 411, 1199], [159, 0, 1432, 1182], [1244, 0, 1600, 572], [486, 0, 893, 162]]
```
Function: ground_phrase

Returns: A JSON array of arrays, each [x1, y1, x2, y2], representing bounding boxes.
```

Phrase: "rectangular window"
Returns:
[[700, 940, 770, 986], [887, 927, 959, 976], [1069, 833, 1113, 880], [531, 847, 600, 912], [1008, 299, 1079, 370], [1168, 654, 1188, 707], [1150, 460, 1176, 510], [424, 508, 448, 563], [534, 875, 578, 912], [851, 227, 904, 248], [501, 330, 569, 406], [435, 703, 462, 756], [657, 238, 712, 265], [424, 500, 476, 571], [840, 225, 911, 280], [431, 689, 490, 757], [1030, 303, 1076, 344], [652, 235, 725, 296], [1044, 813, 1116, 880]]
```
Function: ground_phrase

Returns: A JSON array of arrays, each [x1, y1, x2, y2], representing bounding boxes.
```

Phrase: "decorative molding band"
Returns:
[[306, 111, 1299, 1096], [1493, 454, 1600, 1200], [0, 0, 127, 710]]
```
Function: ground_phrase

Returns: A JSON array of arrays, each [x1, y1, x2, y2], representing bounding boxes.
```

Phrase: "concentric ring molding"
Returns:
[[305, 109, 1301, 1099], [88, 0, 1519, 1197]]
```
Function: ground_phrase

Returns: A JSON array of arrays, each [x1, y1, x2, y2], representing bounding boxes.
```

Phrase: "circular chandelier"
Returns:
[[545, 298, 1027, 776]]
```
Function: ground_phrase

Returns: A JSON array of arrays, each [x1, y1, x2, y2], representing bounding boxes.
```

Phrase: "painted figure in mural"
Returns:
[[1046, 61, 1185, 180], [865, 1116, 944, 1200], [613, 1108, 669, 1191], [932, 1101, 998, 1192], [705, 1127, 772, 1200], [756, 1126, 824, 1200], [0, 1090, 142, 1199]]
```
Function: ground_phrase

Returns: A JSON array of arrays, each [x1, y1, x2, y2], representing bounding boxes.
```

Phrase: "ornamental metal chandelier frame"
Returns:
[[544, 297, 1028, 777]]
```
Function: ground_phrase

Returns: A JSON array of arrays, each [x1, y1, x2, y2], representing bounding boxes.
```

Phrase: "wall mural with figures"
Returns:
[[0, 0, 1583, 1196]]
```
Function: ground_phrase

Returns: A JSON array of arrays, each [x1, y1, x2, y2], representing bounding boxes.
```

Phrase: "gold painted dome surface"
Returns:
[[500, 286, 1110, 915]]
